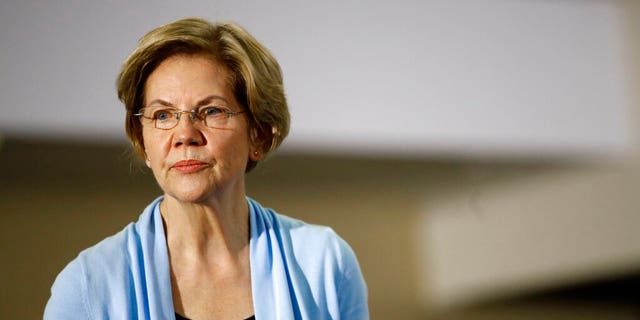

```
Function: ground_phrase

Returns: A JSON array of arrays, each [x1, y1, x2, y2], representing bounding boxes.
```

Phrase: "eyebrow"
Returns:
[[146, 95, 231, 108]]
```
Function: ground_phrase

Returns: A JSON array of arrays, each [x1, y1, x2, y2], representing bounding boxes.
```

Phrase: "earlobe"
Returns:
[[249, 128, 264, 161], [145, 151, 151, 168], [250, 150, 262, 161]]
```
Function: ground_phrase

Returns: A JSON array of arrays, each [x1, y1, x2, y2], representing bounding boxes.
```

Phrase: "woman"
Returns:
[[44, 18, 368, 320]]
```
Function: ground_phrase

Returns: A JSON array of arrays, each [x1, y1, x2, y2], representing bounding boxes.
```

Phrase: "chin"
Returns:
[[171, 193, 208, 204], [160, 174, 218, 201], [164, 183, 214, 204]]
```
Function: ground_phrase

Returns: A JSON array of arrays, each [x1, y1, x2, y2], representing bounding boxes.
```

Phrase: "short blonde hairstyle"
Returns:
[[116, 17, 289, 171]]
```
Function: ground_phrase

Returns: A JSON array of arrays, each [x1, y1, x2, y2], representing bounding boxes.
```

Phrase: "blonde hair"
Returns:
[[116, 17, 289, 171]]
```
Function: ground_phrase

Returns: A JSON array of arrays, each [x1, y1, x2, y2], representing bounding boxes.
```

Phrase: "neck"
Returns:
[[160, 193, 251, 268]]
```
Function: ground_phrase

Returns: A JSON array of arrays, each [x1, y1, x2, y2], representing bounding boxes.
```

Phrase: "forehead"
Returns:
[[143, 54, 233, 104]]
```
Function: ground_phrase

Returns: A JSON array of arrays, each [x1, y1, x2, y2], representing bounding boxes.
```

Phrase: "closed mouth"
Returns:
[[171, 160, 209, 173]]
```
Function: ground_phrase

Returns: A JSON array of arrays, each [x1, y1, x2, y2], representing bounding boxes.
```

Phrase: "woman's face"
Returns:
[[142, 54, 259, 203]]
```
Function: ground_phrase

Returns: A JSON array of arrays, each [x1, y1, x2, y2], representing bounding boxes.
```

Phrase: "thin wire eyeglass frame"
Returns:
[[133, 107, 245, 130]]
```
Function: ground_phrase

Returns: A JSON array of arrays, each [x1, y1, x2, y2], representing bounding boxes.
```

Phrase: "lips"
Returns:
[[171, 160, 209, 174]]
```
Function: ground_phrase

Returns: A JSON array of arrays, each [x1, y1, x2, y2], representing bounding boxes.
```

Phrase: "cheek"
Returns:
[[216, 132, 251, 164], [141, 129, 168, 166], [141, 131, 153, 161]]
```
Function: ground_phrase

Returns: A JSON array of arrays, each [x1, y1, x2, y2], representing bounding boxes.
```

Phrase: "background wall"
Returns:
[[0, 0, 633, 158], [1, 0, 639, 319]]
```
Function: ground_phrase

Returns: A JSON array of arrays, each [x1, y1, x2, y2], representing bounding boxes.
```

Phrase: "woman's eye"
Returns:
[[154, 110, 172, 121], [202, 107, 224, 116]]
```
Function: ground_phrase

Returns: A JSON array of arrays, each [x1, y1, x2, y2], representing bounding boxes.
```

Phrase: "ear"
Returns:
[[249, 127, 266, 161], [144, 151, 152, 168]]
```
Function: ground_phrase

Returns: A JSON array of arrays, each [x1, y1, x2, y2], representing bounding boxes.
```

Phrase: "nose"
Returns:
[[172, 112, 205, 147]]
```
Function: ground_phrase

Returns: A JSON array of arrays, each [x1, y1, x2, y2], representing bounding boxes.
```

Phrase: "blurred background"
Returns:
[[1, 0, 639, 318]]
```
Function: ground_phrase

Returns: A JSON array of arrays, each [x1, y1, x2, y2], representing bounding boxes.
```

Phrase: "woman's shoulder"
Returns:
[[272, 212, 369, 319], [50, 219, 141, 288], [44, 221, 139, 319], [247, 197, 369, 319], [44, 198, 164, 319], [59, 198, 161, 279], [75, 221, 138, 267], [248, 197, 357, 268], [249, 198, 337, 239], [278, 213, 346, 251]]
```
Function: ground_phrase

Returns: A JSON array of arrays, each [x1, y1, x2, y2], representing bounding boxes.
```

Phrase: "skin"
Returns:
[[142, 54, 261, 319]]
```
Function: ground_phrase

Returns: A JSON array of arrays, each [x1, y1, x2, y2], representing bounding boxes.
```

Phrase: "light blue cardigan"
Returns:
[[44, 197, 369, 319]]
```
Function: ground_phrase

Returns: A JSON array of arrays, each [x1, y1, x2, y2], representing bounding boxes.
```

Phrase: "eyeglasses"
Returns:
[[133, 106, 244, 130]]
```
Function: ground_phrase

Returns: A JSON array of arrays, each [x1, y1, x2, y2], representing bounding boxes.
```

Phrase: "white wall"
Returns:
[[416, 0, 640, 308], [0, 0, 633, 159]]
